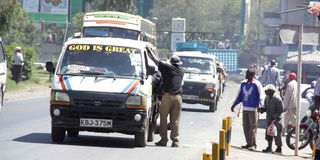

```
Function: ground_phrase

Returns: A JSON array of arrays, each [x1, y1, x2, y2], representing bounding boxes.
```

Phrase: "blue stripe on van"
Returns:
[[121, 80, 135, 93]]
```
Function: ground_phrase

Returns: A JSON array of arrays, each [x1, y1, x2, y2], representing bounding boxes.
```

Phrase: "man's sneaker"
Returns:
[[241, 145, 250, 149], [274, 147, 282, 154], [262, 147, 272, 153], [155, 139, 167, 146]]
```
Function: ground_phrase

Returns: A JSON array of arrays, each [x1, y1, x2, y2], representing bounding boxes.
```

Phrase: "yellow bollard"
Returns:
[[203, 152, 212, 160], [222, 119, 228, 157], [313, 143, 316, 158], [212, 143, 220, 160], [227, 117, 232, 156], [220, 130, 226, 160]]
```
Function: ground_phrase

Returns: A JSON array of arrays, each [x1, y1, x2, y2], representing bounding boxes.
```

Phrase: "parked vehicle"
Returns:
[[48, 37, 159, 147], [0, 37, 7, 112], [173, 51, 221, 112], [286, 105, 318, 150]]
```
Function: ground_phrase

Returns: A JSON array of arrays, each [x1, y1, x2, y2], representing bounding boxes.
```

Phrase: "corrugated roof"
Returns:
[[285, 51, 320, 64]]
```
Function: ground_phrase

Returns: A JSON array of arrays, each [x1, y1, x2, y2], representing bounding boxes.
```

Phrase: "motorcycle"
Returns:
[[286, 105, 319, 150]]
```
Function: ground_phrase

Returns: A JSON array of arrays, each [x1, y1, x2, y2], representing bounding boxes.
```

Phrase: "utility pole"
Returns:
[[257, 0, 261, 67]]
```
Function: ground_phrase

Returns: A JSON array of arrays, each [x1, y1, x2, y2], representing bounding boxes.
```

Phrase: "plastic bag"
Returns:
[[267, 121, 277, 137]]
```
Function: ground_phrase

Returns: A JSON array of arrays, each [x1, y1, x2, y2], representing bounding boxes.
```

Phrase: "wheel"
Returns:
[[285, 126, 312, 150], [135, 120, 149, 147], [51, 126, 66, 143], [148, 123, 155, 142], [209, 98, 218, 112], [67, 129, 79, 137]]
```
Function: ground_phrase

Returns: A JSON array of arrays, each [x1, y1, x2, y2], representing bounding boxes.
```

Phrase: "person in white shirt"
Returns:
[[12, 46, 24, 83]]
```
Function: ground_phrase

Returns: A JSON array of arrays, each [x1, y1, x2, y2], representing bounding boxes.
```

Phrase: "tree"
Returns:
[[1, 2, 41, 53], [0, 1, 19, 36]]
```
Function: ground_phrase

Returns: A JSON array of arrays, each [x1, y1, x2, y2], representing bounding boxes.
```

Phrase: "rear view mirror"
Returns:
[[73, 32, 81, 38], [46, 61, 55, 73]]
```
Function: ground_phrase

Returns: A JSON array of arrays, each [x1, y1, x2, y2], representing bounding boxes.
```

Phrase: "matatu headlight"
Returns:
[[51, 91, 70, 102], [126, 96, 142, 106]]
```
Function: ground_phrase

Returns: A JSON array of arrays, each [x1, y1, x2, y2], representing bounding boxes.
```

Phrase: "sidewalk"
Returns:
[[4, 84, 51, 102], [228, 106, 312, 160]]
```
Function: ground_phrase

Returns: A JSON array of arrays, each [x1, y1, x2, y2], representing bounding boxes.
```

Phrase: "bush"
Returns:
[[4, 44, 35, 81]]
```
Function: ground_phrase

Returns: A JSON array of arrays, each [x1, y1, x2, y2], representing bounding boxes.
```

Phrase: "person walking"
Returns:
[[259, 84, 283, 154], [146, 46, 184, 147], [282, 73, 297, 136], [312, 70, 320, 160], [260, 60, 281, 89], [11, 46, 24, 83], [231, 68, 263, 150]]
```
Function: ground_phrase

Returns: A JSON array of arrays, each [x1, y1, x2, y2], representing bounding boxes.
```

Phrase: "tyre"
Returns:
[[51, 126, 65, 143], [147, 123, 155, 142], [209, 98, 218, 112], [135, 120, 149, 147], [67, 129, 79, 137], [286, 126, 312, 150]]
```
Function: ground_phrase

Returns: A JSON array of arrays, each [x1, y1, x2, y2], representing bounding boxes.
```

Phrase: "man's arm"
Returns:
[[146, 46, 159, 66]]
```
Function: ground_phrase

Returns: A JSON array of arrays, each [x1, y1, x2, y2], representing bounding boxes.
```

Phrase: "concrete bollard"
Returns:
[[203, 152, 212, 160], [212, 143, 220, 160], [220, 130, 226, 160], [227, 117, 232, 156]]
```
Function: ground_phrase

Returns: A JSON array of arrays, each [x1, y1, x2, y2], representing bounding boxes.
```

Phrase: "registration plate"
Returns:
[[80, 118, 112, 128], [182, 95, 199, 100]]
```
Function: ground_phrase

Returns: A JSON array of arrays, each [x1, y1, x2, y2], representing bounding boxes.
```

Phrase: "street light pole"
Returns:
[[257, 0, 261, 67]]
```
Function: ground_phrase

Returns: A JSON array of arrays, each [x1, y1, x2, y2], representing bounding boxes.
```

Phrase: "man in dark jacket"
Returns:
[[259, 84, 283, 154], [146, 46, 184, 147]]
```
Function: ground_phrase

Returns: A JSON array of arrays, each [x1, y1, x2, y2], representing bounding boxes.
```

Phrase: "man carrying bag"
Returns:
[[259, 84, 284, 154]]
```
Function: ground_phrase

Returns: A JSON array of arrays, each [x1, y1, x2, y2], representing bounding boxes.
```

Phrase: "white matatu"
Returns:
[[173, 51, 221, 112], [49, 37, 159, 147]]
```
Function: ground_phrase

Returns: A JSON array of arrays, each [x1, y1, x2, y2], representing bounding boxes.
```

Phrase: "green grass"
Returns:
[[6, 66, 52, 92]]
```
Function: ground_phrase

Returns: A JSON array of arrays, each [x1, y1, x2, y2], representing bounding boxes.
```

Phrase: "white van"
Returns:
[[0, 37, 7, 111], [173, 51, 221, 112], [49, 37, 158, 147]]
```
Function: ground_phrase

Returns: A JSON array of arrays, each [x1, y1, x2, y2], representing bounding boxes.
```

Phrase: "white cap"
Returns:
[[14, 46, 21, 52], [264, 84, 276, 91]]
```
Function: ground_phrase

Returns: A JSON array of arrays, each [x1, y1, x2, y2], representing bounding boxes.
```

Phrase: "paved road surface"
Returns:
[[0, 84, 313, 160]]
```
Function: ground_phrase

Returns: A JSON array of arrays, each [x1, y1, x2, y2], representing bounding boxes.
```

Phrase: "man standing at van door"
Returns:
[[146, 46, 184, 147], [231, 68, 263, 150], [12, 46, 24, 83]]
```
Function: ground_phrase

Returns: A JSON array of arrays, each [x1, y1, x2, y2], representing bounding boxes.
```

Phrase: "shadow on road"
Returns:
[[13, 133, 135, 148], [182, 108, 210, 113]]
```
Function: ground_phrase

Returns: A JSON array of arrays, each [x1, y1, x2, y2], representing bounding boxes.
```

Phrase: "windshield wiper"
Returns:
[[61, 73, 83, 76]]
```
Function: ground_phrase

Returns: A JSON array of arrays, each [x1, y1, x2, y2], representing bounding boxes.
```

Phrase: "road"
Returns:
[[0, 84, 313, 160]]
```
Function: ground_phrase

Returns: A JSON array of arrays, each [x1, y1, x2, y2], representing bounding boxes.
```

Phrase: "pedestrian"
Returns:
[[11, 46, 24, 83], [313, 67, 320, 160], [146, 46, 184, 147], [231, 68, 263, 150], [258, 84, 283, 154], [260, 60, 281, 89], [282, 73, 297, 136]]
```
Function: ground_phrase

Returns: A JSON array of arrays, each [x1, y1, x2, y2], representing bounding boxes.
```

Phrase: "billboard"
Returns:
[[23, 0, 69, 23]]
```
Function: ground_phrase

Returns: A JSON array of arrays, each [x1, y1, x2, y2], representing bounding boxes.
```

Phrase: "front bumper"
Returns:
[[50, 105, 147, 135]]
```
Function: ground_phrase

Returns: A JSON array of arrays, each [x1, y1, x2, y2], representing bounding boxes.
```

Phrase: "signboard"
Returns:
[[279, 24, 320, 45], [171, 33, 185, 51], [23, 0, 69, 23], [172, 18, 186, 32]]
